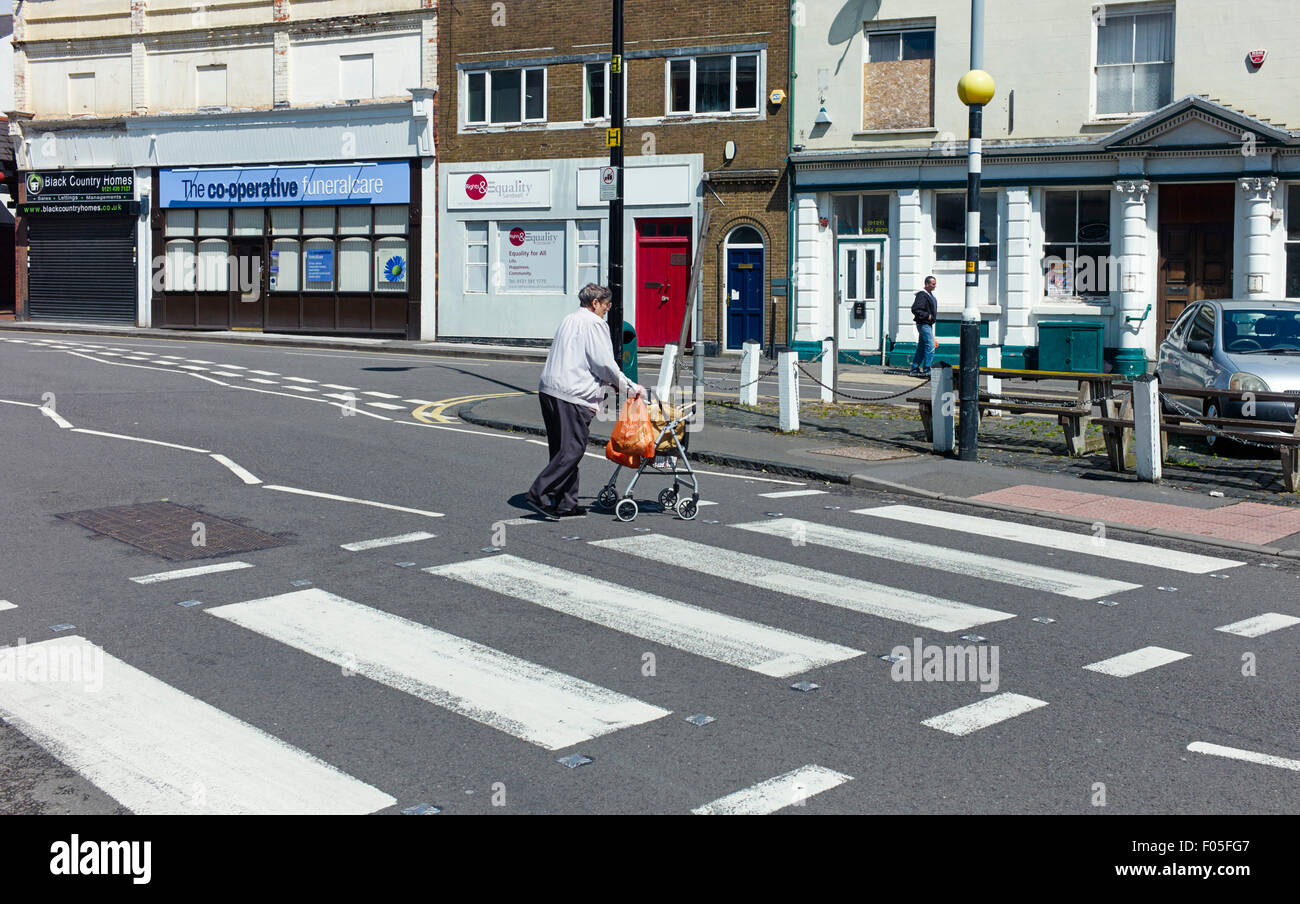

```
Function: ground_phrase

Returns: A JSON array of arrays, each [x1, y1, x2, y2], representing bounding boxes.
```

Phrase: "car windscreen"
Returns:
[[1221, 310, 1300, 353]]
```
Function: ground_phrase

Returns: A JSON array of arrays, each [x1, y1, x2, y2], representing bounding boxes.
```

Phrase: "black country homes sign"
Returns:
[[21, 169, 139, 215]]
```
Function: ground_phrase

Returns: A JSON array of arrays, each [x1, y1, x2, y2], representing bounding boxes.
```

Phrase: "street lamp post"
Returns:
[[956, 0, 994, 461]]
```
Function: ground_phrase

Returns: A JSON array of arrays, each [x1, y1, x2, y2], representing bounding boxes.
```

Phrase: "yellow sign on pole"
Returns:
[[965, 260, 976, 273], [611, 55, 622, 74], [605, 128, 622, 147]]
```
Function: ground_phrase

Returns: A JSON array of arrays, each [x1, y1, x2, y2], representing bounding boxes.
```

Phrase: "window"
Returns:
[[465, 222, 488, 293], [197, 239, 229, 291], [1043, 190, 1112, 297], [374, 205, 407, 235], [338, 238, 371, 292], [196, 65, 228, 109], [1286, 186, 1300, 298], [340, 54, 375, 101], [466, 68, 546, 125], [585, 63, 608, 120], [68, 72, 95, 114], [1168, 304, 1197, 343], [303, 238, 335, 292], [232, 208, 264, 236], [934, 192, 997, 262], [863, 28, 935, 129], [577, 221, 601, 287], [1186, 303, 1215, 345], [302, 206, 334, 235], [1095, 8, 1173, 116], [271, 239, 299, 292], [375, 238, 409, 292], [339, 206, 371, 235], [833, 195, 889, 235], [665, 53, 761, 115]]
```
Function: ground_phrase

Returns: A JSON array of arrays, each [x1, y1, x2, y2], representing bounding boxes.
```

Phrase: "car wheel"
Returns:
[[1203, 399, 1231, 452]]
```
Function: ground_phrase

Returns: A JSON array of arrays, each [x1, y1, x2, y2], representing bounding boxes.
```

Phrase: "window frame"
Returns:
[[865, 28, 936, 63], [464, 66, 548, 127], [583, 61, 630, 122], [933, 191, 999, 265], [663, 52, 763, 117], [1090, 5, 1175, 119], [465, 221, 489, 295], [1041, 189, 1113, 299], [1285, 185, 1300, 300]]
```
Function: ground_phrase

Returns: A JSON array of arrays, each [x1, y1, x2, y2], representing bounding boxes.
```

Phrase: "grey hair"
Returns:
[[579, 283, 612, 308]]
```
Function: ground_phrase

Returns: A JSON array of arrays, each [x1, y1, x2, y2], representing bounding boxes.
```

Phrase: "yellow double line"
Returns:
[[413, 391, 525, 424]]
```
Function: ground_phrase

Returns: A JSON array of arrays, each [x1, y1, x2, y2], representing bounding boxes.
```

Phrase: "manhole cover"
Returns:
[[56, 502, 286, 561], [809, 444, 919, 461]]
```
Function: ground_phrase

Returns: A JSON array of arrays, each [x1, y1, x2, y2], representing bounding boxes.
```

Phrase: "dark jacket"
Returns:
[[911, 289, 937, 325]]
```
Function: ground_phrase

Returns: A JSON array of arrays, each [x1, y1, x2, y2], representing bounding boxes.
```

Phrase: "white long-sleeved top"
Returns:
[[538, 307, 633, 410]]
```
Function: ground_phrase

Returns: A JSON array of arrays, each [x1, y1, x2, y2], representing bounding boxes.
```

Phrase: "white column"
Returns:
[[984, 345, 1001, 416], [656, 344, 679, 399], [793, 193, 824, 343], [1003, 188, 1033, 356], [1132, 374, 1161, 483], [778, 349, 799, 433], [820, 337, 835, 403], [1240, 177, 1279, 296], [896, 189, 924, 355], [740, 339, 760, 406], [130, 1, 147, 114], [1114, 180, 1152, 371]]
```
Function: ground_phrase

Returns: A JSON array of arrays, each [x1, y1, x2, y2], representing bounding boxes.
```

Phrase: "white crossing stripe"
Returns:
[[262, 485, 443, 518], [209, 454, 261, 485], [1083, 646, 1190, 677], [362, 391, 400, 399], [495, 516, 551, 526], [366, 401, 406, 410], [179, 365, 208, 371], [214, 364, 246, 369], [340, 531, 437, 552], [283, 377, 317, 383], [697, 500, 718, 506], [321, 384, 359, 391], [404, 399, 434, 405], [39, 406, 74, 429], [0, 635, 395, 814], [1214, 613, 1300, 637], [249, 370, 279, 376], [324, 393, 358, 401], [210, 371, 242, 378], [187, 360, 215, 364], [207, 589, 670, 750], [921, 693, 1049, 736], [855, 505, 1242, 574], [733, 519, 1140, 600], [126, 356, 151, 361], [691, 765, 852, 815], [758, 489, 826, 499], [426, 555, 865, 677], [248, 378, 278, 385], [0, 600, 15, 612], [592, 535, 1014, 632], [129, 561, 253, 585], [284, 385, 319, 392], [1187, 742, 1300, 773]]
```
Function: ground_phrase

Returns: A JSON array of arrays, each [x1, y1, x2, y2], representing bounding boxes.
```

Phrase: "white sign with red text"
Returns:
[[498, 222, 566, 293], [448, 170, 552, 209]]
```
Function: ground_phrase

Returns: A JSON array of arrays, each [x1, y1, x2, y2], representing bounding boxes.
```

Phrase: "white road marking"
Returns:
[[1187, 741, 1300, 773], [179, 365, 208, 371], [0, 399, 42, 408], [249, 370, 279, 376], [922, 693, 1049, 736], [396, 421, 518, 439], [207, 589, 670, 750], [495, 517, 550, 526], [427, 555, 865, 677], [210, 453, 262, 485], [404, 399, 434, 405], [262, 485, 444, 518], [210, 371, 242, 378], [324, 392, 358, 401], [283, 377, 317, 384], [758, 489, 827, 499], [94, 351, 121, 357], [691, 765, 852, 815], [125, 356, 151, 361], [130, 561, 254, 584], [522, 439, 803, 484], [284, 385, 319, 392], [159, 356, 182, 360], [321, 384, 359, 391], [72, 428, 210, 453], [697, 500, 718, 506], [733, 519, 1140, 600], [214, 364, 246, 369], [39, 406, 74, 429], [362, 391, 400, 399], [1083, 646, 1190, 677], [0, 600, 16, 612], [593, 535, 1015, 632], [0, 635, 395, 814], [248, 378, 279, 385], [340, 531, 438, 552], [1214, 613, 1300, 637], [366, 401, 406, 410], [855, 505, 1243, 574]]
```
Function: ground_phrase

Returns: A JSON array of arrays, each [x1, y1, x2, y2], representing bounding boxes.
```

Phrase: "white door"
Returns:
[[836, 242, 881, 352]]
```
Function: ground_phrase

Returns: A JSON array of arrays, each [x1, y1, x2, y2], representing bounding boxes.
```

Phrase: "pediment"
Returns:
[[1100, 96, 1292, 150]]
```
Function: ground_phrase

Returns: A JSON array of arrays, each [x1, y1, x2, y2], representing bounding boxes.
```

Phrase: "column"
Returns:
[[273, 1, 291, 107], [892, 188, 923, 367], [1240, 176, 1279, 297], [792, 193, 822, 344], [1002, 187, 1032, 367], [1113, 180, 1150, 379]]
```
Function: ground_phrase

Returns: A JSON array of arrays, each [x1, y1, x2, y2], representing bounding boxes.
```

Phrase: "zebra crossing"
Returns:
[[3, 497, 1290, 815]]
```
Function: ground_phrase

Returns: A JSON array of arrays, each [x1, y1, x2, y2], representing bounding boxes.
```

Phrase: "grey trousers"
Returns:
[[528, 393, 595, 512]]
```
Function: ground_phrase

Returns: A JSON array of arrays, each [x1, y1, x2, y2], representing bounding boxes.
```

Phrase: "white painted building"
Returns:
[[790, 0, 1300, 374], [11, 0, 437, 337]]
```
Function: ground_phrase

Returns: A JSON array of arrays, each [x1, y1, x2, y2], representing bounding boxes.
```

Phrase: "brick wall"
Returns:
[[439, 0, 790, 348]]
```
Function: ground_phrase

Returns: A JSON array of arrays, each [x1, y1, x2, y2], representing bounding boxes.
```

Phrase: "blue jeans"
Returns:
[[912, 323, 935, 371]]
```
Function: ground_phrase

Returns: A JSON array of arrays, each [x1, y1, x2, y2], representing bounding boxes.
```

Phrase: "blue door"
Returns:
[[726, 248, 764, 349]]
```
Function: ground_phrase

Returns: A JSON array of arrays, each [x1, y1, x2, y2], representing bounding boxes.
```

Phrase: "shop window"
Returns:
[[303, 238, 335, 291], [374, 205, 407, 235], [375, 238, 409, 292], [271, 207, 300, 234], [303, 206, 335, 235], [164, 241, 196, 291], [165, 209, 196, 237], [934, 192, 997, 263], [339, 206, 371, 235], [1043, 190, 1112, 297], [339, 238, 371, 292], [232, 208, 264, 235], [466, 67, 546, 126], [863, 27, 935, 130], [833, 195, 889, 235], [1287, 186, 1300, 298], [577, 221, 601, 287], [1095, 7, 1173, 117], [271, 239, 299, 292], [196, 239, 229, 291], [465, 222, 488, 294], [666, 53, 761, 116], [197, 208, 227, 236]]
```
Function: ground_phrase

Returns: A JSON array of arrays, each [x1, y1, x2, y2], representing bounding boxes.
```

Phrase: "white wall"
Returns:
[[28, 52, 132, 116], [290, 32, 421, 106], [150, 44, 273, 112]]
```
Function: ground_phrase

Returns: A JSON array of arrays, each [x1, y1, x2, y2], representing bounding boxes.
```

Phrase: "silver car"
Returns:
[[1155, 299, 1300, 449]]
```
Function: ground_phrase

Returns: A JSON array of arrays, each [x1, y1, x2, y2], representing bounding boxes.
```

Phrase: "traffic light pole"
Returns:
[[608, 0, 625, 367], [958, 0, 987, 461]]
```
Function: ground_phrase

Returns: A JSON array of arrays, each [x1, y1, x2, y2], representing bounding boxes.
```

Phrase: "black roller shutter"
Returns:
[[28, 216, 137, 324]]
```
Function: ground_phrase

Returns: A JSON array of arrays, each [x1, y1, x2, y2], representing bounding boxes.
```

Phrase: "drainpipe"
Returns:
[[786, 3, 796, 354]]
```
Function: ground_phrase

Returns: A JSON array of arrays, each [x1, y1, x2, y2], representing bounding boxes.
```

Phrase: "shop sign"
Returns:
[[499, 222, 565, 293], [159, 162, 410, 208], [448, 170, 551, 209], [19, 201, 141, 216], [24, 169, 135, 203]]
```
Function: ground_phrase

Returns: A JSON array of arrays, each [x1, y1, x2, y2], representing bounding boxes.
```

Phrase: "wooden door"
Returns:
[[634, 218, 691, 347], [1157, 225, 1233, 341]]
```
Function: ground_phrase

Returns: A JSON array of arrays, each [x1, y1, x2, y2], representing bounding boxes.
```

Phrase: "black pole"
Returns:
[[958, 105, 981, 461], [608, 0, 625, 367]]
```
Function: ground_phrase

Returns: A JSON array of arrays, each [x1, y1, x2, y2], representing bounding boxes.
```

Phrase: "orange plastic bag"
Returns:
[[609, 396, 656, 459], [604, 439, 642, 469]]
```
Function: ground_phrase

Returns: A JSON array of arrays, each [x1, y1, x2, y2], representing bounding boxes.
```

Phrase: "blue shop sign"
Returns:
[[305, 249, 335, 282], [159, 162, 409, 208]]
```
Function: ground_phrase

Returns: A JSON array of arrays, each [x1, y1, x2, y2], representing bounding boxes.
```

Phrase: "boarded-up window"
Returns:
[[340, 54, 375, 101], [68, 73, 95, 114], [862, 29, 934, 130], [197, 65, 228, 108]]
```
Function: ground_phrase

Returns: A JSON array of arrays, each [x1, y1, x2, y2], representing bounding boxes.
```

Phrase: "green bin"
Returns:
[[620, 321, 638, 382], [1037, 321, 1104, 373]]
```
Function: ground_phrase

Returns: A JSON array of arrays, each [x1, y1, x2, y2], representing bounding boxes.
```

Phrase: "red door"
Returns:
[[634, 218, 691, 347]]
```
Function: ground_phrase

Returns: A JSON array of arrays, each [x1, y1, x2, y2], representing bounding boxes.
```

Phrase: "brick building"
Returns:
[[437, 0, 790, 352]]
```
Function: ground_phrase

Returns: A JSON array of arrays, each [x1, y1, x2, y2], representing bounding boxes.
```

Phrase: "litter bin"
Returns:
[[1037, 321, 1104, 373], [620, 321, 638, 382]]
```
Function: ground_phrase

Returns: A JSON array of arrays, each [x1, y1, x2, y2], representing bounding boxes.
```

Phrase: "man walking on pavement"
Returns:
[[910, 275, 939, 376], [526, 283, 645, 520]]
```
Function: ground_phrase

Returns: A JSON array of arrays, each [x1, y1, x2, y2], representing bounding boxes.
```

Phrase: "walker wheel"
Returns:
[[615, 498, 639, 522], [676, 497, 699, 521], [597, 487, 618, 508], [658, 487, 678, 509]]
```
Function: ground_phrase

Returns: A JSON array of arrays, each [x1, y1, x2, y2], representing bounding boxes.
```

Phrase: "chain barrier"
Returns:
[[1159, 392, 1291, 451], [794, 362, 931, 402]]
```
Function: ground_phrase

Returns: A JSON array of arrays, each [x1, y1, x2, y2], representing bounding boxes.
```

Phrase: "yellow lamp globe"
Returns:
[[957, 69, 996, 107]]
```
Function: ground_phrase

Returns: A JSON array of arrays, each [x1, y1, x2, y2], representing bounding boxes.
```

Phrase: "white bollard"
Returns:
[[1133, 373, 1162, 482], [656, 343, 679, 401], [985, 345, 1002, 417], [778, 348, 799, 433], [740, 340, 760, 406], [820, 337, 835, 403], [930, 363, 955, 454]]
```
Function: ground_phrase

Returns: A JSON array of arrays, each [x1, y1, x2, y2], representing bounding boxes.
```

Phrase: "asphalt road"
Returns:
[[0, 330, 1297, 815]]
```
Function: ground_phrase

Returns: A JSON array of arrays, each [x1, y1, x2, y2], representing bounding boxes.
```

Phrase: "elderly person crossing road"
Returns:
[[525, 283, 645, 520]]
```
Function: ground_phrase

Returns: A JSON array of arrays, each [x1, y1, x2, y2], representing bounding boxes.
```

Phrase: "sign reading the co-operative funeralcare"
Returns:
[[159, 162, 410, 208], [447, 170, 552, 209]]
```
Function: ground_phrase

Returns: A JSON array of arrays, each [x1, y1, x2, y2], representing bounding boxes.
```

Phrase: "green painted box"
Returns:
[[1037, 321, 1104, 373]]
